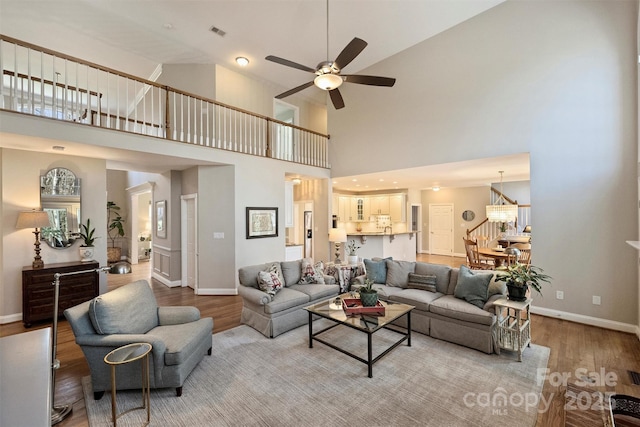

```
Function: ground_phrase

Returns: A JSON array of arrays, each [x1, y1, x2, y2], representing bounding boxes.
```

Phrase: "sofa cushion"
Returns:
[[298, 258, 325, 284], [429, 295, 495, 326], [281, 260, 302, 286], [454, 266, 492, 308], [149, 317, 213, 366], [364, 257, 391, 284], [89, 280, 158, 334], [385, 259, 416, 288], [389, 288, 444, 311], [414, 263, 452, 294], [264, 288, 310, 315], [238, 263, 270, 288], [257, 271, 284, 297], [289, 284, 339, 301], [407, 273, 437, 292]]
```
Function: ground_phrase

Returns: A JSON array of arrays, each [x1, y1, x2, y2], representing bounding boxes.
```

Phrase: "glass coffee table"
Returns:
[[305, 294, 414, 378]]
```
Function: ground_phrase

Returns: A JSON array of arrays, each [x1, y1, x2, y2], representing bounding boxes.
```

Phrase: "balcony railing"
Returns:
[[0, 35, 330, 168]]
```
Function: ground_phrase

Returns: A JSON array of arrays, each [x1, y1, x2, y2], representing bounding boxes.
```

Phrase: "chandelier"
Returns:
[[486, 171, 518, 223]]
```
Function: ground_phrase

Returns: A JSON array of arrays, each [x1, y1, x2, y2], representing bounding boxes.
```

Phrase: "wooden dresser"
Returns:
[[22, 261, 99, 327]]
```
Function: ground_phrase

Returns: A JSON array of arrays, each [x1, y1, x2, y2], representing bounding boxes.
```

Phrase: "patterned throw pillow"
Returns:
[[257, 271, 283, 297], [299, 258, 325, 284], [265, 262, 285, 287], [407, 273, 437, 292]]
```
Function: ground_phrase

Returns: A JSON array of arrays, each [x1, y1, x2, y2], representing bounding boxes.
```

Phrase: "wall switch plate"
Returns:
[[556, 290, 564, 300], [213, 232, 224, 239], [592, 295, 601, 305]]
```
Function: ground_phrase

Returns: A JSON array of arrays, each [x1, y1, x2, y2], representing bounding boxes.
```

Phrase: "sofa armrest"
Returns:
[[74, 333, 167, 360], [483, 294, 505, 312], [158, 306, 201, 325], [238, 285, 271, 305], [323, 274, 336, 285]]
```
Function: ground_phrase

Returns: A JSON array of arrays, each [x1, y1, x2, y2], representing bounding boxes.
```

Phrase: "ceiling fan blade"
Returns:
[[265, 55, 316, 73], [329, 88, 345, 110], [333, 37, 368, 70], [343, 75, 396, 87], [275, 81, 315, 99]]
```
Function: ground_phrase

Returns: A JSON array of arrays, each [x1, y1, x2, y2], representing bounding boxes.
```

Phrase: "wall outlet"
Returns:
[[592, 295, 601, 305], [556, 290, 564, 300]]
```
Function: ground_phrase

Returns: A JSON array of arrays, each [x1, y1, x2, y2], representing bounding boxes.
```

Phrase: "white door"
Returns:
[[429, 204, 453, 256], [181, 195, 198, 291]]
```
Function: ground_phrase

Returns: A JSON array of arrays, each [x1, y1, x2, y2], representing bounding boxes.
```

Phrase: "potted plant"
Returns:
[[359, 278, 379, 307], [107, 201, 125, 263], [346, 239, 360, 265], [495, 263, 552, 301], [79, 218, 97, 262]]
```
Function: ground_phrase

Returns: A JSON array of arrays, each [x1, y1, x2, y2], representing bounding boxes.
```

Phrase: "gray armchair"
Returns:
[[64, 280, 213, 400]]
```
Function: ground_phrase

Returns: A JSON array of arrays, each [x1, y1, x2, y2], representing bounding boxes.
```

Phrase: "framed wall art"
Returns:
[[246, 207, 278, 239], [156, 200, 166, 238]]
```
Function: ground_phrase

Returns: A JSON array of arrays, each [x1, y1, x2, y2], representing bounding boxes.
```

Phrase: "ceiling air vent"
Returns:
[[209, 26, 226, 37]]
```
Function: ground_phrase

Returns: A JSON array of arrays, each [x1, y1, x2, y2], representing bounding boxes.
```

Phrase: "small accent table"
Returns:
[[493, 297, 532, 361], [104, 343, 152, 426]]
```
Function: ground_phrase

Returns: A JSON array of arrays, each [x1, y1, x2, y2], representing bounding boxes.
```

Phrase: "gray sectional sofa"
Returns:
[[238, 260, 340, 338], [352, 259, 506, 354]]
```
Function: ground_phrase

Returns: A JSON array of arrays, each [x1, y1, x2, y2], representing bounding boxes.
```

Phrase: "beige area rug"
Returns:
[[84, 320, 550, 427]]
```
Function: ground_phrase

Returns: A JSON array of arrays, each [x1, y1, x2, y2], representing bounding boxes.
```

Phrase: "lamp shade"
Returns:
[[485, 205, 518, 223], [16, 210, 51, 229], [328, 228, 347, 243]]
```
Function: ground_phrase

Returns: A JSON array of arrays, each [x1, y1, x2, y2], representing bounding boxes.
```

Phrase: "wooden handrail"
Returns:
[[467, 217, 489, 237], [490, 187, 517, 205]]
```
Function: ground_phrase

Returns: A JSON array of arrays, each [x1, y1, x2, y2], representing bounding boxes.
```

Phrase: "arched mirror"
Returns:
[[40, 167, 81, 248]]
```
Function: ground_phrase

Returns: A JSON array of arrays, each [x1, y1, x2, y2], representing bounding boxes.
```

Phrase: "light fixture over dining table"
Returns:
[[486, 171, 518, 223]]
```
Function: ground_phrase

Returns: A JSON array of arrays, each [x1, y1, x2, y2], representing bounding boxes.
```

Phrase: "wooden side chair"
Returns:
[[463, 238, 494, 270], [510, 242, 531, 266]]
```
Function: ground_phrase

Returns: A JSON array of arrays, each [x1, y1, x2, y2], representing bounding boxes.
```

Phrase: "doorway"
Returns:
[[273, 99, 299, 161], [181, 194, 198, 291], [429, 203, 453, 256], [128, 183, 153, 265], [411, 204, 422, 254]]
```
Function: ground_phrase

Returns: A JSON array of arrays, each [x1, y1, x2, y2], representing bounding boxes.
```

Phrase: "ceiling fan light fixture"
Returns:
[[314, 73, 343, 91], [235, 57, 249, 67]]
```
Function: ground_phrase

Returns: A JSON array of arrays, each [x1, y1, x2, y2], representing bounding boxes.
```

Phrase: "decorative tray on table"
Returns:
[[342, 298, 385, 316]]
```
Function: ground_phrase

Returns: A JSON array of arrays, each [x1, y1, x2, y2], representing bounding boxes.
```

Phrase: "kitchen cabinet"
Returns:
[[369, 195, 390, 215], [389, 194, 406, 222], [338, 195, 352, 221], [22, 261, 99, 327], [284, 181, 294, 228], [350, 197, 370, 222]]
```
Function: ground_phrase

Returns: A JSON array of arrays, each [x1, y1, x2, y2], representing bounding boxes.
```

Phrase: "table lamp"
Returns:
[[16, 209, 51, 269], [328, 228, 347, 264]]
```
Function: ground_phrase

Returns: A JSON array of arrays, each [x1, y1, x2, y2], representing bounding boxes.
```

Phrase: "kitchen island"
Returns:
[[347, 232, 417, 262]]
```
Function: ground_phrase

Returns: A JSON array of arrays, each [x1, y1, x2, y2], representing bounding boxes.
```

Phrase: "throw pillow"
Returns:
[[454, 265, 492, 308], [257, 271, 283, 297], [407, 273, 437, 292], [298, 258, 325, 284], [364, 257, 392, 284], [385, 259, 416, 288], [265, 262, 285, 287]]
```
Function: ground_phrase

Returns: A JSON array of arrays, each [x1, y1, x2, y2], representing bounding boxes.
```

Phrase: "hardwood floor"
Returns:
[[1, 256, 638, 426]]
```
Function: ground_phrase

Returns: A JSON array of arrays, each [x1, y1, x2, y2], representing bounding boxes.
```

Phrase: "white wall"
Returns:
[[0, 149, 107, 322], [329, 0, 639, 327]]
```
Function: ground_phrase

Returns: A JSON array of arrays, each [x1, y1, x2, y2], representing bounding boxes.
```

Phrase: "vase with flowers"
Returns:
[[346, 239, 360, 265]]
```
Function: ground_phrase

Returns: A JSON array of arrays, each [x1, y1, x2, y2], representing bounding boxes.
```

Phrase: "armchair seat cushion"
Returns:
[[150, 317, 214, 366], [89, 280, 158, 334]]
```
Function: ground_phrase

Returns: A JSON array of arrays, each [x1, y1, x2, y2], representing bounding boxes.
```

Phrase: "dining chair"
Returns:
[[510, 242, 531, 266], [463, 238, 494, 270]]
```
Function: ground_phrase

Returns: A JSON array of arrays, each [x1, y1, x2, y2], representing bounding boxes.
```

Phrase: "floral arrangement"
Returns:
[[346, 239, 360, 256]]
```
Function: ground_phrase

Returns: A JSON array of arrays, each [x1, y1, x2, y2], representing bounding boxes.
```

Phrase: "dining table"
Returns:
[[477, 247, 509, 268]]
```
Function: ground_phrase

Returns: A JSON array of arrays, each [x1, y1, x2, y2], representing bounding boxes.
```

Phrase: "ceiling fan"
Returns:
[[265, 3, 396, 109]]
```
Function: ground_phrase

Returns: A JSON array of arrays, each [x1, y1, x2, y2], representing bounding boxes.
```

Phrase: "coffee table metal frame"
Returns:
[[103, 342, 152, 427], [305, 295, 414, 378]]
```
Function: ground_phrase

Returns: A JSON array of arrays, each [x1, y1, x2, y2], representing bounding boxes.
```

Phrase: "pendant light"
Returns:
[[486, 171, 518, 223]]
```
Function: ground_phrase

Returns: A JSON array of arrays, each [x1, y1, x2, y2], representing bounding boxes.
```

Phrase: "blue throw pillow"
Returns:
[[364, 257, 392, 284], [454, 265, 492, 308]]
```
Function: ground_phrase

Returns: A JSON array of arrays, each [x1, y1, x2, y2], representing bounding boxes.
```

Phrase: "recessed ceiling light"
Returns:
[[379, 179, 384, 182], [52, 145, 65, 151], [392, 181, 398, 184], [432, 186, 440, 191], [235, 57, 249, 67], [352, 179, 357, 182]]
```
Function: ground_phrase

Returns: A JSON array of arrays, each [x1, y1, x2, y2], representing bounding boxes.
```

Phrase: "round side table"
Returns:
[[104, 342, 152, 426]]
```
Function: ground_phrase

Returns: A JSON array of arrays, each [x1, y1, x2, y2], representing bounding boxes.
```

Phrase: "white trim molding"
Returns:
[[196, 288, 238, 296], [152, 272, 181, 288], [532, 306, 639, 336], [0, 313, 23, 325]]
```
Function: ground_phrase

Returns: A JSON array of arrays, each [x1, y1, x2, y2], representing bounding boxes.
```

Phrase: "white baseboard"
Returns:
[[152, 272, 181, 288], [196, 288, 238, 296], [531, 306, 639, 336], [0, 313, 23, 325]]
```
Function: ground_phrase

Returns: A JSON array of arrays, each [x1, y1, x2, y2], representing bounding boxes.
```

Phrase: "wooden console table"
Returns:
[[22, 261, 99, 327]]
